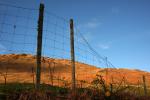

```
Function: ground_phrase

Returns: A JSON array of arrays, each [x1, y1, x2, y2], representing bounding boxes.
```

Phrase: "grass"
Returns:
[[0, 83, 150, 100], [0, 83, 69, 100]]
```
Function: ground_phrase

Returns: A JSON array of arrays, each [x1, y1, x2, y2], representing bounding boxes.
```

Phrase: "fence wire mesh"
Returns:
[[0, 3, 148, 93], [0, 4, 38, 84]]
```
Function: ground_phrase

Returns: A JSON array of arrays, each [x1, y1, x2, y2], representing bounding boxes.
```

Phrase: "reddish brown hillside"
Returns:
[[0, 54, 149, 87]]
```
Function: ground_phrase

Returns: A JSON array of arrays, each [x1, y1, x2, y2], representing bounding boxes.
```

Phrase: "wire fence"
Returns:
[[0, 3, 149, 93], [0, 3, 38, 84]]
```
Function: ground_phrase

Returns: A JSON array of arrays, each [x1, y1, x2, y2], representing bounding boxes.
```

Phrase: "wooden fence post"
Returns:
[[32, 67, 34, 85], [35, 3, 44, 89], [70, 19, 76, 95], [142, 75, 147, 96], [110, 83, 113, 94]]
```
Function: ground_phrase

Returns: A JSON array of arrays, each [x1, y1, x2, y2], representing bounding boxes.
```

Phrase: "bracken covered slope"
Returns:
[[0, 54, 149, 87]]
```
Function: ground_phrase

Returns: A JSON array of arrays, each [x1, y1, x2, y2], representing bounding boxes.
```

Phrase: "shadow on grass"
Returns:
[[0, 83, 150, 100]]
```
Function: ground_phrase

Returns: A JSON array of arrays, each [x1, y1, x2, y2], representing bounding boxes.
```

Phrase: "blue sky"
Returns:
[[0, 0, 150, 72]]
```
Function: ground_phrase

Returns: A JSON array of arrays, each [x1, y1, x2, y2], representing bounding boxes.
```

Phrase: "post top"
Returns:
[[40, 3, 44, 7], [70, 19, 73, 22]]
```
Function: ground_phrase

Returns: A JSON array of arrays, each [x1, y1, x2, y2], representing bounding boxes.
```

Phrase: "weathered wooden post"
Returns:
[[110, 83, 113, 94], [36, 3, 44, 89], [142, 75, 147, 95], [105, 57, 108, 84], [70, 19, 76, 95], [32, 67, 34, 85]]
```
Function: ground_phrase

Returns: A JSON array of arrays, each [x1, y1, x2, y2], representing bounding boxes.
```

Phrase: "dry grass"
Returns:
[[0, 54, 150, 87]]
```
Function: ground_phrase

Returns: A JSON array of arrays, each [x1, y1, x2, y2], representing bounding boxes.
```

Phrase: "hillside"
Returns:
[[0, 54, 150, 87]]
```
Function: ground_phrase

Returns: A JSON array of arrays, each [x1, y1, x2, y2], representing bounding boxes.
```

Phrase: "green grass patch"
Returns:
[[0, 83, 69, 100]]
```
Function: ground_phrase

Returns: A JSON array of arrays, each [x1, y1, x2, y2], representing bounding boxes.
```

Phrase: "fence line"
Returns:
[[0, 3, 148, 95]]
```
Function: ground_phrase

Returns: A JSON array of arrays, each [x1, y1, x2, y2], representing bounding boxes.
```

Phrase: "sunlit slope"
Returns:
[[0, 54, 149, 87]]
